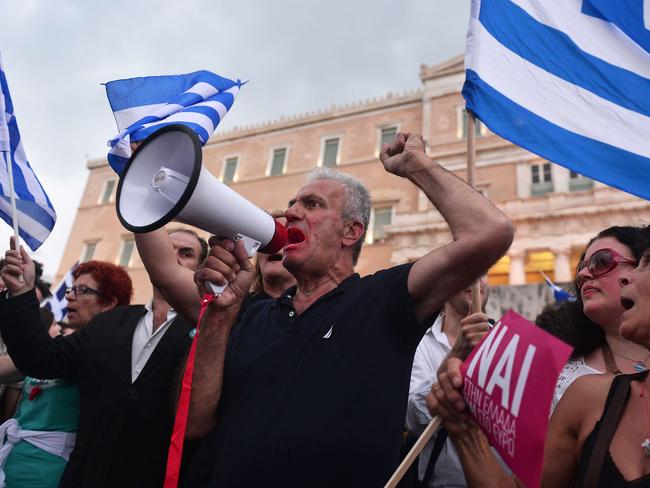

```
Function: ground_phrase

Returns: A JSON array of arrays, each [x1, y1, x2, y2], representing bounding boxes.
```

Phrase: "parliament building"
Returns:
[[56, 55, 650, 308]]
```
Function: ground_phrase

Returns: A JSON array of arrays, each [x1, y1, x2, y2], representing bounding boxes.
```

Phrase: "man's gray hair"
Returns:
[[307, 168, 371, 265]]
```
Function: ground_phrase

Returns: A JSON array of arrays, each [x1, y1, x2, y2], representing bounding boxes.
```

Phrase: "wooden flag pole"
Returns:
[[384, 416, 443, 488], [384, 110, 481, 488], [3, 150, 21, 249], [467, 110, 482, 314]]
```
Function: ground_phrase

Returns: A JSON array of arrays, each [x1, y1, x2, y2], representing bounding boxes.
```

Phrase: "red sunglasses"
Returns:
[[576, 248, 636, 288]]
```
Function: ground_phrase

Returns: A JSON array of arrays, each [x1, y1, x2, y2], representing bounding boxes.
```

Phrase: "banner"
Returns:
[[461, 310, 572, 487]]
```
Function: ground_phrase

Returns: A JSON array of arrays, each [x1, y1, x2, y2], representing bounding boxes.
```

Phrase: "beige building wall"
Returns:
[[56, 55, 650, 304]]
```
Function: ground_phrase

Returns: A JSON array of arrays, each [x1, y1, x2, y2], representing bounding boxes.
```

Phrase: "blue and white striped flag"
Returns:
[[463, 0, 650, 201], [0, 53, 57, 250], [540, 271, 575, 302], [105, 70, 243, 174], [41, 261, 78, 322]]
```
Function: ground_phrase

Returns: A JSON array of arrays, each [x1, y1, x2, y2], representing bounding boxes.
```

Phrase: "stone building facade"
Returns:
[[57, 55, 650, 310]]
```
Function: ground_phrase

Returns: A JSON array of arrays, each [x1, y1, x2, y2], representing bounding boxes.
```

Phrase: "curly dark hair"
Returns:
[[555, 226, 649, 358], [73, 261, 133, 307]]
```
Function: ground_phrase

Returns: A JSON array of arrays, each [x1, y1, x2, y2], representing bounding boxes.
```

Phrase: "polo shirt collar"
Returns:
[[273, 273, 360, 309]]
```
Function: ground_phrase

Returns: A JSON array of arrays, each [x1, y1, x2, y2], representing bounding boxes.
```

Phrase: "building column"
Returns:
[[509, 249, 526, 285], [516, 163, 531, 198], [553, 165, 570, 193], [553, 246, 572, 283]]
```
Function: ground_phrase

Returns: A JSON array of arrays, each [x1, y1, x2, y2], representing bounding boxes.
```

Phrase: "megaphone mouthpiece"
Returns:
[[259, 220, 288, 254]]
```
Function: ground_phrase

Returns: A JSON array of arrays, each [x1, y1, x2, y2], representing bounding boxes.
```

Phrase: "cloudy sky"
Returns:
[[0, 0, 470, 277]]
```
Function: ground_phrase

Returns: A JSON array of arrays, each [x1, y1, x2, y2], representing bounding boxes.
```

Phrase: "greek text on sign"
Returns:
[[461, 310, 572, 488]]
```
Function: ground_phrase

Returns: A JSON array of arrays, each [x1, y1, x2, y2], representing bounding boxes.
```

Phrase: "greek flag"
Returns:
[[540, 271, 575, 302], [463, 0, 650, 201], [105, 71, 243, 174], [41, 261, 78, 322], [0, 53, 57, 250]]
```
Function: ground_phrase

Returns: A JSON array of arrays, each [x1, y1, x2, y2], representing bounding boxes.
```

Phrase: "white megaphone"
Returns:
[[116, 124, 287, 296]]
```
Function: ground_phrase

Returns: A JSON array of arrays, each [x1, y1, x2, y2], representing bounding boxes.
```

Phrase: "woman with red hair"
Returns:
[[0, 246, 132, 488]]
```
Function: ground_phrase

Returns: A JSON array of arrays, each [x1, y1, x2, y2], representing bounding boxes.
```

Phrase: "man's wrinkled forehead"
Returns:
[[170, 231, 202, 255], [288, 179, 344, 207]]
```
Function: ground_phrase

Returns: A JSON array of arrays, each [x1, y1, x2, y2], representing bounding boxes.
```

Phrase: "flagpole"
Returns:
[[467, 110, 482, 313], [2, 150, 21, 250], [384, 110, 482, 488]]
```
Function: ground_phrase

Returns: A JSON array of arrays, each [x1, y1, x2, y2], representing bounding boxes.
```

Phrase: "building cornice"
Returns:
[[386, 187, 649, 236], [87, 157, 108, 169], [419, 54, 464, 81], [206, 89, 422, 143]]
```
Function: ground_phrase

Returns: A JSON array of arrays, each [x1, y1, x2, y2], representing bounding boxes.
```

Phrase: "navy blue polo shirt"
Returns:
[[188, 263, 428, 488]]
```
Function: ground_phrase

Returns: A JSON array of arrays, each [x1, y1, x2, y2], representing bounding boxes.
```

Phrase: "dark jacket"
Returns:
[[0, 289, 194, 488]]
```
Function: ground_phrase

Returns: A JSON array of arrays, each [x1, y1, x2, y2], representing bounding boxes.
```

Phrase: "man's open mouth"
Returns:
[[287, 228, 306, 245], [620, 297, 635, 310], [268, 253, 283, 262]]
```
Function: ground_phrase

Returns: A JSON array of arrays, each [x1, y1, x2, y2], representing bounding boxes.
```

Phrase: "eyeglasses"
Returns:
[[65, 285, 101, 297], [576, 248, 636, 288]]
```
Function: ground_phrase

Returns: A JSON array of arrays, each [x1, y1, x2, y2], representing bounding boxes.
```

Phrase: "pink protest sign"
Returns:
[[460, 310, 572, 488]]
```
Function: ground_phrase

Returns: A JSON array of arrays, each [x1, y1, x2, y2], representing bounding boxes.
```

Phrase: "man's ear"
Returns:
[[341, 221, 365, 248]]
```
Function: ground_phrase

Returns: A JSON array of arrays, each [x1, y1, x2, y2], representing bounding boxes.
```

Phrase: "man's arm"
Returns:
[[185, 237, 255, 438], [380, 133, 514, 323], [134, 229, 201, 323], [1, 241, 84, 379]]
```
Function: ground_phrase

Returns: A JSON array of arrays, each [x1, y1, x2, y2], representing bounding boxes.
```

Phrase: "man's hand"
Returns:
[[379, 132, 428, 178], [1, 237, 36, 297], [427, 357, 474, 435], [450, 312, 492, 361], [194, 237, 255, 310]]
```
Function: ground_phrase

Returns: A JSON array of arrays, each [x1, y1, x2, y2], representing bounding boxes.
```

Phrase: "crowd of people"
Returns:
[[0, 130, 647, 487]]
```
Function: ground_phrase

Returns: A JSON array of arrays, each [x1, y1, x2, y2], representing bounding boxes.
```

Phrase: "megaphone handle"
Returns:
[[205, 235, 261, 298]]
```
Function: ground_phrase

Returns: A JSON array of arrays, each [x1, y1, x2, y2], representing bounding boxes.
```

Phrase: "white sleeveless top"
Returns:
[[551, 356, 601, 415]]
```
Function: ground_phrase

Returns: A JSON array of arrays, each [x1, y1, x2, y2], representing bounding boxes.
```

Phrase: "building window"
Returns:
[[531, 163, 554, 195], [118, 238, 135, 267], [525, 250, 555, 284], [99, 179, 117, 204], [457, 108, 486, 139], [223, 157, 238, 184], [379, 126, 398, 151], [81, 242, 97, 262], [269, 148, 287, 176], [569, 170, 594, 192], [367, 207, 393, 243], [487, 255, 511, 286], [321, 138, 340, 167]]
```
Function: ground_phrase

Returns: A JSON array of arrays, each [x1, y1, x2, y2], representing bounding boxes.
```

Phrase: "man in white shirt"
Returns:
[[131, 229, 207, 382], [406, 276, 490, 488]]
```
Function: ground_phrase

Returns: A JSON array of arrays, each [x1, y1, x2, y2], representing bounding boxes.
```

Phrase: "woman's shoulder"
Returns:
[[551, 356, 602, 414], [556, 372, 614, 425], [565, 372, 614, 401]]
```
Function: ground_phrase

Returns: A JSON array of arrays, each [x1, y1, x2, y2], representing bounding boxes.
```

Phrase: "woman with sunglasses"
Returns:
[[0, 254, 132, 488], [424, 226, 650, 486], [551, 226, 649, 411]]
